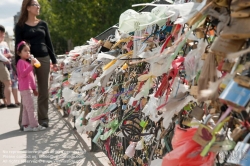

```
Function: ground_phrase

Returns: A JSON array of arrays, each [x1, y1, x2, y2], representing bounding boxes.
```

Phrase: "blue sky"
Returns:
[[0, 0, 22, 36]]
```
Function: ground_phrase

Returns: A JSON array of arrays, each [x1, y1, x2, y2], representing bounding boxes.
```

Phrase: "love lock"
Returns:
[[48, 1, 250, 165], [227, 133, 250, 165]]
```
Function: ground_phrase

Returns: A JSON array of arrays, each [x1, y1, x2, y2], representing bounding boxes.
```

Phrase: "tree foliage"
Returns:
[[38, 0, 150, 54]]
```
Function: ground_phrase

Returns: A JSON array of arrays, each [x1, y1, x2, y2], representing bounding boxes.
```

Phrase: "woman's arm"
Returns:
[[44, 21, 57, 64]]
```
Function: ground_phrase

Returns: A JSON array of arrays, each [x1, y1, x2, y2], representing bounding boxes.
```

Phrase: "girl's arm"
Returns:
[[17, 60, 33, 78]]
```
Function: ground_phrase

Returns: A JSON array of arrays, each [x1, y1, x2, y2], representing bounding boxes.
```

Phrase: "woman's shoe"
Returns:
[[40, 122, 49, 128], [33, 125, 46, 131]]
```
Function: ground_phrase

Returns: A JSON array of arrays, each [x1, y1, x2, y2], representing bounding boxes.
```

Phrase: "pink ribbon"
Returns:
[[17, 41, 26, 51]]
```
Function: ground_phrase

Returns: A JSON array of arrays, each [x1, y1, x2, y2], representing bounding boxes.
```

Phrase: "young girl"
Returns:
[[16, 41, 46, 132]]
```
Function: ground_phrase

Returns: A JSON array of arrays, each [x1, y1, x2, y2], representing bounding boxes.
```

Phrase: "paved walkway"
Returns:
[[0, 97, 110, 166]]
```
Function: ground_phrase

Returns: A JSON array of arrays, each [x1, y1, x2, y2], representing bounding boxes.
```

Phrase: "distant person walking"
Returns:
[[0, 25, 19, 109], [15, 0, 58, 130], [9, 56, 21, 106], [0, 82, 7, 108]]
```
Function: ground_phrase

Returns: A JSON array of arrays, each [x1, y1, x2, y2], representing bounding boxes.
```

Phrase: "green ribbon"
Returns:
[[200, 117, 235, 156], [57, 89, 62, 97]]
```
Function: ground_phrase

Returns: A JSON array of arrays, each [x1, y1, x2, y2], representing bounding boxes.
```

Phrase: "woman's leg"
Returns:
[[21, 90, 38, 128], [35, 56, 50, 125]]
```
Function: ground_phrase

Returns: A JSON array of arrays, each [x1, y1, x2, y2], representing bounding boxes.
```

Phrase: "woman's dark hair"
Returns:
[[17, 0, 33, 26]]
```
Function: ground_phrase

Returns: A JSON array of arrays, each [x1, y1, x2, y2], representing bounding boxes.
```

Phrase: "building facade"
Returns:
[[14, 12, 20, 28], [4, 32, 14, 53]]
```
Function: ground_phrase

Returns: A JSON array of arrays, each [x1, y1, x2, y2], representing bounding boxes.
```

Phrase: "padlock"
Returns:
[[231, 8, 250, 18], [234, 68, 250, 89], [193, 116, 232, 153], [201, 52, 208, 60], [227, 133, 250, 165], [190, 86, 198, 98], [103, 38, 113, 49], [238, 0, 250, 7], [231, 0, 250, 12], [194, 28, 205, 39], [123, 154, 129, 160], [132, 160, 137, 166], [193, 120, 213, 147], [181, 117, 193, 126], [221, 60, 235, 72], [219, 79, 250, 111], [122, 104, 127, 110], [220, 16, 250, 39], [137, 157, 143, 165], [190, 103, 205, 120], [141, 98, 148, 108], [210, 36, 245, 64], [230, 126, 247, 141]]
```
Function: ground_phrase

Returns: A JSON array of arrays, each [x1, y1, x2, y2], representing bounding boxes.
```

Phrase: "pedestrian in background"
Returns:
[[0, 25, 19, 109], [0, 82, 7, 108], [8, 56, 20, 106]]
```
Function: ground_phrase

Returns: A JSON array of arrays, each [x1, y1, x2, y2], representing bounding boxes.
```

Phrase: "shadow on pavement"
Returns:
[[0, 130, 26, 141], [15, 104, 105, 166]]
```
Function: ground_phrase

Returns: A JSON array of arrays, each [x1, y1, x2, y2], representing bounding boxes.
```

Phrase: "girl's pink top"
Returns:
[[17, 59, 36, 91]]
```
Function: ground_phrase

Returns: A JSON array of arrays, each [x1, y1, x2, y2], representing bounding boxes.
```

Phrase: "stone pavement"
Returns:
[[0, 97, 110, 166]]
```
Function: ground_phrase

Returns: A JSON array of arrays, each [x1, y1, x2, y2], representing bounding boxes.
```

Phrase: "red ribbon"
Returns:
[[104, 137, 116, 166], [155, 73, 168, 98], [156, 56, 185, 110], [241, 121, 250, 130], [160, 35, 172, 53]]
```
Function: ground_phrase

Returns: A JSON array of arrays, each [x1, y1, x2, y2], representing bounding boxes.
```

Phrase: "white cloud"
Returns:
[[0, 0, 22, 6], [0, 17, 15, 36], [0, 0, 22, 36]]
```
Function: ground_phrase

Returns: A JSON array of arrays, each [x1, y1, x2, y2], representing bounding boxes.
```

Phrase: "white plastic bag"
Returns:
[[62, 87, 79, 102], [184, 40, 206, 81], [75, 111, 85, 133]]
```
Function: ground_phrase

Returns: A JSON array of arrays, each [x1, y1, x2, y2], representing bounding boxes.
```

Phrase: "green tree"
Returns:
[[39, 0, 68, 54], [39, 0, 150, 54]]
